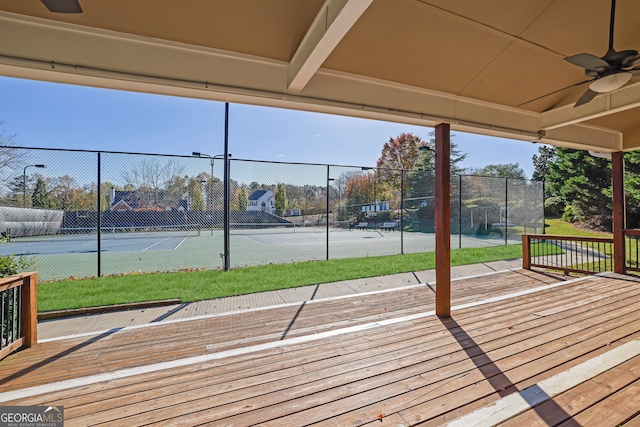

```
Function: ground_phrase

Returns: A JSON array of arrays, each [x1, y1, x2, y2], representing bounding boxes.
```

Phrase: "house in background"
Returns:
[[109, 187, 188, 212], [247, 190, 275, 215]]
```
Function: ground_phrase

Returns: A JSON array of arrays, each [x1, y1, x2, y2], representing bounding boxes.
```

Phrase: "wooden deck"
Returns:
[[1, 269, 640, 426]]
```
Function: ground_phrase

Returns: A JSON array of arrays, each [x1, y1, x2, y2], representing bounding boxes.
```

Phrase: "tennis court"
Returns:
[[0, 225, 201, 256], [0, 223, 518, 281]]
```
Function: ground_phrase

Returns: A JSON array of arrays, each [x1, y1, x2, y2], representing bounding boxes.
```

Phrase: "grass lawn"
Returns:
[[544, 218, 612, 238], [39, 244, 526, 312]]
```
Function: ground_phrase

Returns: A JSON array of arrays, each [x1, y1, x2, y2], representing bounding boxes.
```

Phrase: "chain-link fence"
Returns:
[[0, 147, 544, 281]]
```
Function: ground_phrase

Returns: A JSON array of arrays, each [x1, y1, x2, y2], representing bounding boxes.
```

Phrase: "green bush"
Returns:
[[0, 254, 35, 278], [561, 205, 576, 223]]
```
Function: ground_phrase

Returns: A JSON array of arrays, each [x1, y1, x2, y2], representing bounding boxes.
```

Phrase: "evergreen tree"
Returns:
[[547, 148, 611, 228], [275, 183, 288, 216], [531, 145, 556, 181], [31, 176, 53, 208]]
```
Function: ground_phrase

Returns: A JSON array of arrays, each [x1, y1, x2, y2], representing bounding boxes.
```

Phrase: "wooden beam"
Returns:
[[435, 123, 451, 317], [288, 0, 373, 91], [612, 151, 626, 274]]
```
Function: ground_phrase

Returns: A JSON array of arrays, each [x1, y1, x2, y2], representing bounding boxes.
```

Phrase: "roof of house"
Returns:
[[248, 190, 273, 201]]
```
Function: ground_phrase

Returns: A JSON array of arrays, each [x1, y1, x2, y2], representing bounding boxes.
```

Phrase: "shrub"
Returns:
[[0, 254, 36, 278]]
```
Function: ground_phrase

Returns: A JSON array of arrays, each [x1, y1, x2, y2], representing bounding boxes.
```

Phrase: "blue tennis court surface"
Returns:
[[0, 234, 190, 255]]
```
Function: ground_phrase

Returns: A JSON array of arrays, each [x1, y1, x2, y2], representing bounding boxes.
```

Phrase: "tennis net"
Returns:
[[230, 221, 351, 235]]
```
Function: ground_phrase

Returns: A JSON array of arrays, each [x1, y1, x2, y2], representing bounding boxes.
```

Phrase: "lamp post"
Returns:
[[192, 151, 231, 268], [192, 152, 223, 214], [23, 164, 46, 207], [361, 167, 376, 215]]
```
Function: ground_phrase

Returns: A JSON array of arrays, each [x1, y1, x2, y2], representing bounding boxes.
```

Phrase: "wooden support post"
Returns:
[[21, 272, 38, 348], [612, 151, 625, 274], [435, 123, 451, 317], [522, 234, 531, 270]]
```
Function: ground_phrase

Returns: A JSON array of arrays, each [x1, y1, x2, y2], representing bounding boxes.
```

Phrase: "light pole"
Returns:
[[192, 151, 231, 268], [361, 167, 377, 216], [23, 164, 46, 207], [192, 152, 224, 233], [192, 152, 223, 201]]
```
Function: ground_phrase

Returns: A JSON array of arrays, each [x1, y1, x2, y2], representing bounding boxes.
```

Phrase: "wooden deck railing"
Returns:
[[522, 234, 614, 275], [0, 272, 38, 360], [624, 229, 640, 273]]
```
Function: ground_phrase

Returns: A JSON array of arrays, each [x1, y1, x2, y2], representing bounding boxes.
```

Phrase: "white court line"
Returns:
[[5, 274, 595, 402], [40, 268, 535, 343], [174, 236, 187, 250], [445, 338, 640, 426], [142, 236, 173, 251]]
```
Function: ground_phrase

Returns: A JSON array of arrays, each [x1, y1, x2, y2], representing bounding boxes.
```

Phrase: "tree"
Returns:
[[345, 172, 374, 206], [376, 131, 468, 205], [4, 174, 34, 206], [531, 145, 556, 181], [31, 176, 53, 208], [166, 175, 189, 207], [606, 151, 640, 229], [121, 158, 185, 209], [275, 183, 288, 216], [231, 187, 249, 211], [376, 133, 424, 184], [188, 178, 205, 211], [0, 122, 27, 188], [547, 148, 611, 228], [467, 163, 526, 180], [49, 175, 87, 210], [417, 130, 468, 175]]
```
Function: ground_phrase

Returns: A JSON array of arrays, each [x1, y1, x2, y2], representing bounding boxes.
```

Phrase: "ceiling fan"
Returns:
[[40, 0, 82, 13], [521, 0, 640, 108], [565, 0, 640, 106]]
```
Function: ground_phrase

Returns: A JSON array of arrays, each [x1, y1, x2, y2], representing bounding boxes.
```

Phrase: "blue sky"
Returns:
[[0, 76, 542, 178]]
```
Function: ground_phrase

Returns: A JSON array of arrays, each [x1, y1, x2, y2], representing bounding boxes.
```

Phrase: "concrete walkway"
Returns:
[[38, 259, 523, 341]]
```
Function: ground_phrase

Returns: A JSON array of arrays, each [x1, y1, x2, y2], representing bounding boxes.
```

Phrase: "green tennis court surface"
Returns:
[[1, 225, 517, 281]]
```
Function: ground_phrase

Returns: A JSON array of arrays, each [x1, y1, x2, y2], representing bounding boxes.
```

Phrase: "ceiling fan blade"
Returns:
[[623, 55, 640, 67], [565, 53, 609, 71], [40, 0, 82, 13], [629, 68, 640, 76], [574, 88, 599, 107], [517, 79, 592, 107]]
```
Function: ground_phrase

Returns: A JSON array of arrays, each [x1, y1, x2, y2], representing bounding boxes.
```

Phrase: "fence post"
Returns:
[[326, 165, 330, 261], [459, 174, 462, 249], [97, 151, 102, 277], [522, 235, 530, 269], [223, 103, 231, 271], [504, 177, 508, 245], [400, 169, 405, 255]]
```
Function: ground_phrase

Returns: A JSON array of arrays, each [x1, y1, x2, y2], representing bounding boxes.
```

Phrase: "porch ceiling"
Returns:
[[1, 0, 639, 152]]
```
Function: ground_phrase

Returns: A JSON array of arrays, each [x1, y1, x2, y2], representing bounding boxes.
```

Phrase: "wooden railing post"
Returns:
[[522, 234, 531, 269], [21, 272, 38, 348], [1, 271, 38, 360]]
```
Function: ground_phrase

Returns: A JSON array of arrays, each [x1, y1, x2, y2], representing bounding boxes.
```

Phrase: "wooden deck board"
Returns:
[[0, 270, 564, 389], [2, 270, 640, 426]]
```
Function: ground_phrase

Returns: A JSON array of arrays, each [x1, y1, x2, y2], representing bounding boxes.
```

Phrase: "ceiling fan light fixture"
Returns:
[[589, 72, 631, 93]]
